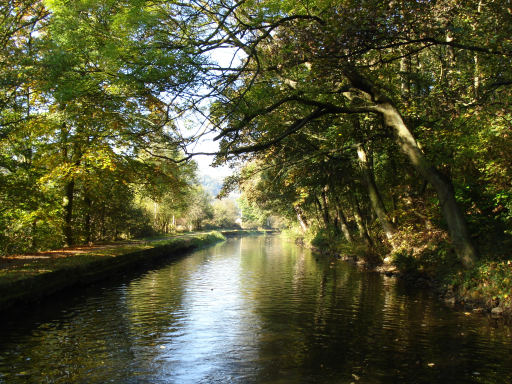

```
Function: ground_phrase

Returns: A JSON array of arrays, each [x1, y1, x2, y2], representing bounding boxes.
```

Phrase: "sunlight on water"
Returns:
[[0, 236, 511, 383]]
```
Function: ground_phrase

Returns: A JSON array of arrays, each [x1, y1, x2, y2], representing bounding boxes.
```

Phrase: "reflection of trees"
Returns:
[[0, 245, 221, 382], [0, 288, 139, 382], [236, 236, 512, 382], [1, 237, 512, 382]]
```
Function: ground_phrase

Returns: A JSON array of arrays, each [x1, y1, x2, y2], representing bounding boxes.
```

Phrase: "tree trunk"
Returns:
[[100, 206, 106, 240], [343, 67, 477, 268], [473, 1, 483, 99], [352, 193, 373, 247], [294, 205, 309, 232], [337, 207, 353, 243], [314, 196, 324, 225], [377, 102, 477, 268], [356, 143, 396, 241], [320, 187, 331, 227], [63, 179, 75, 247], [30, 220, 37, 250], [400, 53, 411, 99], [332, 193, 353, 243], [84, 194, 92, 244]]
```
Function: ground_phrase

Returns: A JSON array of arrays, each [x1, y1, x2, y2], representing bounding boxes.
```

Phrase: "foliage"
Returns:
[[183, 185, 214, 230], [208, 0, 512, 272], [0, 0, 212, 254], [209, 199, 240, 228], [2, 0, 512, 315], [238, 196, 267, 228], [439, 259, 512, 315]]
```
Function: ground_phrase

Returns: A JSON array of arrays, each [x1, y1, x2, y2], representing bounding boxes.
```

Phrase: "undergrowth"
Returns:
[[389, 226, 512, 313], [288, 222, 512, 314]]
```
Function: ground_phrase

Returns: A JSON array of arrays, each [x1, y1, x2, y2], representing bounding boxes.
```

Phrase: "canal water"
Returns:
[[0, 235, 511, 383]]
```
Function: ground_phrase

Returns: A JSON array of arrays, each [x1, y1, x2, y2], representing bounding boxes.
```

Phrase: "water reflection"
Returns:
[[0, 236, 511, 383]]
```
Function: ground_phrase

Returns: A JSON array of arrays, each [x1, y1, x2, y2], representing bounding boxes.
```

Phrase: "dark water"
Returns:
[[0, 236, 511, 383]]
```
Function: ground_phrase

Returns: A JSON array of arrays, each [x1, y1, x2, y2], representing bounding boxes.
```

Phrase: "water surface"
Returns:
[[0, 236, 511, 383]]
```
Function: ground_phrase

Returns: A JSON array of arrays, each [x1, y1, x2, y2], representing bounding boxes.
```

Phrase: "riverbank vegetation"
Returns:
[[209, 0, 512, 313], [1, 1, 512, 313], [0, 1, 246, 257]]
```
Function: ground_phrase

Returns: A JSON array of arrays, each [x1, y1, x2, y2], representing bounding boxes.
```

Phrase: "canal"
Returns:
[[0, 235, 511, 383]]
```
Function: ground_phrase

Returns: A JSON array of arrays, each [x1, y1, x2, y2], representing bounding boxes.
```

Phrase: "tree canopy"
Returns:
[[1, 0, 512, 272], [207, 0, 512, 268]]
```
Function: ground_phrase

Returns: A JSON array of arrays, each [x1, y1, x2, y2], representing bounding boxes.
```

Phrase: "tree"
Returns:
[[238, 196, 267, 229], [2, 0, 512, 266], [0, 0, 209, 252], [198, 0, 512, 267], [185, 185, 214, 230], [211, 199, 239, 228]]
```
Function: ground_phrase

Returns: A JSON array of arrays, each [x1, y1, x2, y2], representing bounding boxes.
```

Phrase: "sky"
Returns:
[[183, 46, 243, 180], [191, 134, 233, 179]]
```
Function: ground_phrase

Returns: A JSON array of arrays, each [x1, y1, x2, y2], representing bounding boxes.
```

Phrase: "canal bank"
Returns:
[[287, 233, 512, 322], [377, 258, 512, 322], [0, 231, 231, 311]]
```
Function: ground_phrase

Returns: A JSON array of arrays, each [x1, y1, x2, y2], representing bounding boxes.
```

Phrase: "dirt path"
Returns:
[[0, 241, 142, 272]]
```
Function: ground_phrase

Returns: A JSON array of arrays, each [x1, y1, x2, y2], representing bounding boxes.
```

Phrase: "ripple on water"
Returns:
[[0, 236, 511, 384]]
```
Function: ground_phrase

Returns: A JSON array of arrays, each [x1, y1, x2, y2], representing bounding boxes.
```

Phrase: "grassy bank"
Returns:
[[0, 231, 226, 311], [439, 260, 512, 316]]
